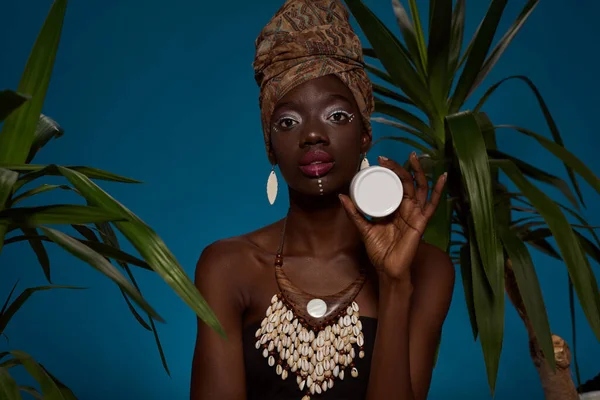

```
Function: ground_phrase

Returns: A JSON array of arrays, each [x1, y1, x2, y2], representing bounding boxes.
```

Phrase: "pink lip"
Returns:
[[298, 150, 335, 177], [299, 150, 334, 165], [299, 162, 335, 177]]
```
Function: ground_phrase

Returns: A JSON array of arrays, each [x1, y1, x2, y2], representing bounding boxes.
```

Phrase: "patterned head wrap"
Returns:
[[253, 0, 374, 164]]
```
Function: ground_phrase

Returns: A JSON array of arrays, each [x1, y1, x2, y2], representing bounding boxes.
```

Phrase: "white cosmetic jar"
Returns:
[[349, 166, 403, 218]]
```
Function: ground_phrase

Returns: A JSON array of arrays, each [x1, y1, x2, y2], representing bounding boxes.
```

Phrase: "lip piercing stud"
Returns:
[[318, 179, 324, 195]]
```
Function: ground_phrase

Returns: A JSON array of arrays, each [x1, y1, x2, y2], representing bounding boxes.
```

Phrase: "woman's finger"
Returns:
[[378, 156, 415, 199], [339, 194, 371, 236], [409, 152, 428, 206], [423, 173, 447, 218]]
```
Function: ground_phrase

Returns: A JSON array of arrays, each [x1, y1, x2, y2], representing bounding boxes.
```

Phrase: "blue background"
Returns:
[[1, 0, 599, 399]]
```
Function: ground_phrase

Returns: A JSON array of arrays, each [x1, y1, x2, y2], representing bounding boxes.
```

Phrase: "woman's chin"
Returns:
[[286, 170, 353, 200], [290, 183, 349, 203]]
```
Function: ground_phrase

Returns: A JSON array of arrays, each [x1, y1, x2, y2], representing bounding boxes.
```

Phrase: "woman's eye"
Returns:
[[328, 111, 352, 123], [277, 117, 298, 129]]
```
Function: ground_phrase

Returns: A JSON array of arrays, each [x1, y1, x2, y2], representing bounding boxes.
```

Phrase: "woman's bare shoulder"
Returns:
[[194, 220, 284, 283]]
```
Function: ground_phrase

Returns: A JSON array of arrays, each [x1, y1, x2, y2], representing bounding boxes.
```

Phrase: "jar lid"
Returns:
[[350, 166, 403, 218]]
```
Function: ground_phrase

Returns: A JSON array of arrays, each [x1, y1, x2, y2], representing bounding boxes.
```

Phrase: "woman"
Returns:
[[190, 0, 455, 399]]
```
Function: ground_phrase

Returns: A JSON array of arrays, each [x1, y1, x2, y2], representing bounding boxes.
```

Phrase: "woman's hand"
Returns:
[[339, 153, 447, 282]]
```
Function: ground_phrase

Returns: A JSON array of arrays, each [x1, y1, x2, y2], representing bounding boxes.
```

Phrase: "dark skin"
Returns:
[[190, 75, 455, 400]]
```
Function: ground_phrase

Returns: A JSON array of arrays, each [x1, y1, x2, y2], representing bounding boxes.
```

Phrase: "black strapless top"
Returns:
[[242, 317, 377, 400]]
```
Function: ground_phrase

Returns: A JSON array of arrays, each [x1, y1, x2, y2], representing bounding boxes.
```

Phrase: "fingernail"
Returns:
[[378, 156, 388, 161], [443, 172, 448, 180], [411, 151, 417, 158]]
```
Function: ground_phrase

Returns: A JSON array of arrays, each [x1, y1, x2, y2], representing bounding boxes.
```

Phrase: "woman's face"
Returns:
[[270, 75, 370, 198]]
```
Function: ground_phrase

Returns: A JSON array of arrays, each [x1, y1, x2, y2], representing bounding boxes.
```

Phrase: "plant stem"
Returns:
[[504, 259, 579, 400]]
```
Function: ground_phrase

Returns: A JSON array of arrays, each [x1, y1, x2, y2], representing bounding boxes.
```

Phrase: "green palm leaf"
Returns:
[[477, 112, 502, 185], [408, 0, 428, 69], [469, 0, 539, 97], [80, 222, 154, 321], [469, 236, 505, 395], [94, 222, 170, 374], [57, 167, 225, 337], [1, 282, 19, 317], [7, 351, 68, 400], [449, 0, 507, 113], [512, 194, 600, 248], [423, 167, 452, 251], [18, 386, 42, 400], [119, 289, 151, 331], [40, 226, 164, 322], [498, 223, 555, 370], [364, 63, 394, 85], [568, 278, 582, 388], [476, 76, 584, 206], [71, 224, 99, 241], [521, 225, 600, 263], [69, 224, 153, 332], [37, 366, 76, 400], [497, 161, 600, 340], [446, 112, 503, 292], [344, 0, 435, 116], [488, 150, 579, 209], [460, 245, 478, 340], [4, 233, 152, 271], [371, 83, 414, 106], [21, 227, 51, 282], [576, 232, 600, 266], [0, 205, 124, 226], [0, 285, 84, 334], [0, 170, 17, 208], [0, 367, 21, 400], [0, 168, 18, 254], [528, 237, 561, 260], [0, 91, 29, 123], [371, 134, 433, 155], [391, 0, 426, 77], [455, 17, 481, 75], [0, 0, 67, 164], [496, 125, 600, 197], [3, 164, 142, 193], [11, 184, 75, 206], [374, 100, 434, 138], [426, 0, 453, 115], [81, 239, 152, 270], [511, 216, 542, 228], [447, 0, 466, 95], [370, 117, 436, 149], [27, 115, 65, 163]]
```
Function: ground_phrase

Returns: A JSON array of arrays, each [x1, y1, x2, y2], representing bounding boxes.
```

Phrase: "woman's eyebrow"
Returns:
[[326, 93, 353, 105], [272, 101, 295, 115]]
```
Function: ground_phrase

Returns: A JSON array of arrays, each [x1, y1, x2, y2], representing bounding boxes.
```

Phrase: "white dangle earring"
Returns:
[[266, 165, 278, 205], [360, 154, 370, 170]]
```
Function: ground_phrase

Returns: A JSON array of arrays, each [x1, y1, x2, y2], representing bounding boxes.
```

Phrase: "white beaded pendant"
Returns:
[[306, 298, 327, 318], [255, 294, 365, 399]]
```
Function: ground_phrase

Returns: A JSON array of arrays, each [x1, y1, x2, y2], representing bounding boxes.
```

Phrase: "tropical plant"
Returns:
[[0, 1, 223, 398], [343, 0, 600, 398]]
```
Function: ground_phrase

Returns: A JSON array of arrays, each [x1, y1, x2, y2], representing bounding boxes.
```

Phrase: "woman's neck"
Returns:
[[283, 189, 363, 257]]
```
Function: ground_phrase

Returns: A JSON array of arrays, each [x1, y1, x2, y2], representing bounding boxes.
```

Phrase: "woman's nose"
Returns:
[[300, 117, 330, 147]]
